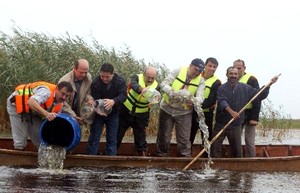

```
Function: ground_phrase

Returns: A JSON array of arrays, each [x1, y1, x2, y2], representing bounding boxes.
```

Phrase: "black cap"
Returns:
[[191, 58, 205, 71]]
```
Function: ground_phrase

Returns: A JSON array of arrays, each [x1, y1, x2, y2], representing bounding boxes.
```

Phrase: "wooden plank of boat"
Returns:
[[1, 138, 300, 172], [63, 153, 300, 172]]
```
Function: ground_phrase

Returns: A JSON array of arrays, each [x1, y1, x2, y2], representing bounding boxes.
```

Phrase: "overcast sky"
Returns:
[[1, 0, 300, 119]]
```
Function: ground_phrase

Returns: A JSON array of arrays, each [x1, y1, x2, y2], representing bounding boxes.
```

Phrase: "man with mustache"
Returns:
[[117, 66, 159, 156], [211, 67, 278, 158], [7, 81, 73, 150]]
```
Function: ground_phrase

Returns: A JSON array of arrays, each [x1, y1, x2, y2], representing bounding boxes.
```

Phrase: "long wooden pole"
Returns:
[[183, 74, 281, 171]]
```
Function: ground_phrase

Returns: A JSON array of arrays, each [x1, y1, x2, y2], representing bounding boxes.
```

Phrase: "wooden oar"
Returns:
[[183, 74, 281, 171]]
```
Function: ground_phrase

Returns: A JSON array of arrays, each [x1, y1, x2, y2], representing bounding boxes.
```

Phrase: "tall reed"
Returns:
[[258, 99, 292, 142], [0, 27, 169, 132], [1, 27, 292, 141]]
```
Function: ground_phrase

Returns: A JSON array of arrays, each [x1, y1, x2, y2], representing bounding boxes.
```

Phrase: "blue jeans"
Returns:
[[87, 112, 119, 155]]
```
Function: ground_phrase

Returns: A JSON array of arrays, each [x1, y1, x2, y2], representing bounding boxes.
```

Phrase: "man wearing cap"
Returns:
[[156, 58, 205, 157]]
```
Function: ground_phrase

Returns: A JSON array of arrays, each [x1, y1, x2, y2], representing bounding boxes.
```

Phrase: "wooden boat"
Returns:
[[1, 138, 300, 172]]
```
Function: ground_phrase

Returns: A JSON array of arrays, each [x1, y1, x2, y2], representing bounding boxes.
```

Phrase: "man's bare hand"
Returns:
[[76, 116, 84, 124], [45, 112, 57, 121], [249, 120, 258, 125]]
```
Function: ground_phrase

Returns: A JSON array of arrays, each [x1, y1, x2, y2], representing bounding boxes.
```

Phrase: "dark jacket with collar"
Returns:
[[91, 73, 127, 114]]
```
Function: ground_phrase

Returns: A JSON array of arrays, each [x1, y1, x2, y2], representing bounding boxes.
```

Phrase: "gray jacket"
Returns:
[[159, 67, 205, 116]]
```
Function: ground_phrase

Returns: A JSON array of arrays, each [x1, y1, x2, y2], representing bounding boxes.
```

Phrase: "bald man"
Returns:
[[59, 59, 94, 124], [117, 66, 159, 156]]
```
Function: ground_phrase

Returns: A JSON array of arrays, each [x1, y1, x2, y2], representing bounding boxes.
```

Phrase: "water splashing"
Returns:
[[38, 143, 66, 170], [168, 89, 212, 167], [191, 96, 213, 168]]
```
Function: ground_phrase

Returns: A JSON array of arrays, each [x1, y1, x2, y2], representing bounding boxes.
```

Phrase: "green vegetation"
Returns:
[[258, 99, 293, 142], [0, 27, 169, 133], [291, 119, 300, 128], [0, 27, 298, 140], [260, 99, 292, 129]]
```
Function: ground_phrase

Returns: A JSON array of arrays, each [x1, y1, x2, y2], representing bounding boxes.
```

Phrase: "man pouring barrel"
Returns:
[[6, 81, 73, 150]]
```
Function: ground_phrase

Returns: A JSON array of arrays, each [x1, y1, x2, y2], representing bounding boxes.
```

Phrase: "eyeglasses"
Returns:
[[146, 76, 155, 80]]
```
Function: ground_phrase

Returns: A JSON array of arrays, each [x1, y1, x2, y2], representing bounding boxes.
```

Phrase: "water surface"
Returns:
[[0, 166, 299, 193]]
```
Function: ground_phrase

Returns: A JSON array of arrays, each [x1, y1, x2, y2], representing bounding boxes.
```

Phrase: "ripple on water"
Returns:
[[0, 166, 300, 192]]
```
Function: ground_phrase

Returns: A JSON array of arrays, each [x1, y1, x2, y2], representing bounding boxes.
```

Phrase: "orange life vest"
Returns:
[[15, 81, 62, 114]]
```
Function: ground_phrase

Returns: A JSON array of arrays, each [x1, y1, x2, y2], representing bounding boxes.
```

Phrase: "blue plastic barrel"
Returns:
[[39, 113, 81, 152]]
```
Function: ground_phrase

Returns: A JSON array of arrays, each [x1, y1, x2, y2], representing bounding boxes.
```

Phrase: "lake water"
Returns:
[[1, 166, 300, 193], [1, 128, 300, 192]]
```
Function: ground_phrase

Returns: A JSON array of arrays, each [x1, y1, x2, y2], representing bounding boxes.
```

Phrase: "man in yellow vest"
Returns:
[[117, 66, 158, 156], [233, 59, 261, 157], [6, 81, 73, 150], [156, 58, 205, 157], [190, 57, 221, 147]]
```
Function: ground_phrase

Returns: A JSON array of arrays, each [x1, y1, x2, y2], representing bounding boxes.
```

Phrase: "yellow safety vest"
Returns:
[[203, 75, 219, 112], [124, 74, 158, 113], [163, 66, 201, 108], [239, 73, 253, 109]]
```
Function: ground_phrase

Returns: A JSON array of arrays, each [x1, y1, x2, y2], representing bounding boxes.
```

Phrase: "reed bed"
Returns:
[[258, 99, 293, 142], [0, 27, 295, 142], [0, 27, 168, 132]]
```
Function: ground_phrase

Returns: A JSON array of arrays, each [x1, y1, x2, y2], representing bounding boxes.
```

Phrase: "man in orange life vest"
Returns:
[[6, 81, 73, 150]]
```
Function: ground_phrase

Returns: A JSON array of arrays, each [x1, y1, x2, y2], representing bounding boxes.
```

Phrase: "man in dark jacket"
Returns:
[[87, 63, 127, 156], [211, 66, 278, 158]]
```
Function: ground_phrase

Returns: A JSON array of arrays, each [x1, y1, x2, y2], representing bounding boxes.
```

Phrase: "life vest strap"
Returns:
[[127, 97, 149, 110], [175, 77, 198, 87], [128, 92, 148, 105]]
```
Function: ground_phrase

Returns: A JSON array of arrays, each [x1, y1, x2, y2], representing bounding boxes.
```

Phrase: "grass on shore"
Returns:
[[291, 119, 300, 128]]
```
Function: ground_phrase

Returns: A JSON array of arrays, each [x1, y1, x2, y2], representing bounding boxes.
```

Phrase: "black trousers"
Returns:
[[117, 104, 149, 151], [190, 110, 214, 144]]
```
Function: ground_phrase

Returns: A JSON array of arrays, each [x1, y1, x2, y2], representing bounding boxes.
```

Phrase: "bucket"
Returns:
[[39, 113, 81, 152]]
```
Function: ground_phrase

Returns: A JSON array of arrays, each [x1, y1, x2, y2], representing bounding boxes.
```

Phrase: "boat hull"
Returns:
[[1, 138, 300, 172]]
